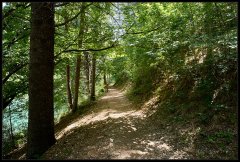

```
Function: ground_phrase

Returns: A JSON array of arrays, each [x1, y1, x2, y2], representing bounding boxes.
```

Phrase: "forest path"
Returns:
[[42, 88, 194, 159]]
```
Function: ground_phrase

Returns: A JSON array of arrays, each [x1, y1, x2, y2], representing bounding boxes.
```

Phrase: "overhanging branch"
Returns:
[[126, 26, 161, 35], [55, 11, 81, 27], [2, 62, 28, 85], [55, 2, 93, 27], [54, 2, 70, 7], [63, 44, 116, 53], [3, 3, 30, 20]]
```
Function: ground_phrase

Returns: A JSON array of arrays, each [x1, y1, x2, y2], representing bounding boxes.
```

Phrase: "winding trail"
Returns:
[[42, 88, 194, 159]]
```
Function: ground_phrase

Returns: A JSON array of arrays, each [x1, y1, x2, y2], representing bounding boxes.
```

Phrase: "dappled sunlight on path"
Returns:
[[56, 88, 147, 140], [43, 88, 195, 159]]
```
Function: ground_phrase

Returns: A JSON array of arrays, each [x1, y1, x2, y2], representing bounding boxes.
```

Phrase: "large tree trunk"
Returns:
[[83, 51, 90, 97], [66, 64, 73, 110], [27, 2, 56, 159], [90, 54, 96, 101], [72, 3, 86, 113], [73, 56, 81, 113]]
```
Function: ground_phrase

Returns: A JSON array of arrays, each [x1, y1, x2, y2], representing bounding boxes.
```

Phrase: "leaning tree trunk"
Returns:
[[72, 3, 86, 113], [90, 54, 96, 101], [27, 2, 56, 159], [66, 64, 73, 110]]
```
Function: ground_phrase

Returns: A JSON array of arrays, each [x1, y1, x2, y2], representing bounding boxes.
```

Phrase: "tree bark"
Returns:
[[104, 70, 108, 92], [73, 56, 81, 113], [8, 105, 16, 149], [90, 54, 96, 101], [66, 64, 73, 110], [27, 2, 56, 159], [83, 51, 90, 97], [72, 3, 86, 112]]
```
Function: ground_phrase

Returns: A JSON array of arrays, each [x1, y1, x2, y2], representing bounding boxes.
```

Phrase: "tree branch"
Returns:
[[3, 3, 30, 20], [126, 26, 161, 35], [92, 3, 122, 29], [110, 2, 121, 11], [83, 2, 94, 10], [54, 2, 70, 7], [55, 2, 93, 27], [3, 29, 30, 49], [63, 44, 116, 53], [3, 41, 75, 86], [2, 63, 28, 85], [3, 83, 28, 110], [55, 11, 82, 27], [3, 94, 17, 110]]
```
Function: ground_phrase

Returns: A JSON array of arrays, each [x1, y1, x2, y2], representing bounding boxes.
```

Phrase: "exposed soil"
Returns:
[[4, 88, 237, 160], [41, 88, 198, 159]]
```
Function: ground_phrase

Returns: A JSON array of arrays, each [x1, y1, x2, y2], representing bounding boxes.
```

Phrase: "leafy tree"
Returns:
[[2, 2, 237, 158]]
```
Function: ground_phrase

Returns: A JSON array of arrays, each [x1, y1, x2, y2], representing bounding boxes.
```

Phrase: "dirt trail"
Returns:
[[42, 88, 195, 159]]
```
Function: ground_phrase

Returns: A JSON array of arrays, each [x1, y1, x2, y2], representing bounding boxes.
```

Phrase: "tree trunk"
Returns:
[[84, 51, 90, 97], [90, 54, 96, 101], [104, 70, 108, 92], [8, 105, 16, 149], [72, 3, 86, 113], [27, 2, 56, 159], [66, 64, 73, 110], [73, 56, 81, 113]]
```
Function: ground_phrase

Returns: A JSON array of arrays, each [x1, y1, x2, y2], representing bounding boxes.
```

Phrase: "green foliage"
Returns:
[[111, 56, 130, 85], [200, 129, 234, 146], [2, 2, 237, 157], [2, 2, 117, 155]]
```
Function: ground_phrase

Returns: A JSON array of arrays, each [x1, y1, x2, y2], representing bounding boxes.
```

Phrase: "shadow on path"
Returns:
[[42, 88, 195, 159]]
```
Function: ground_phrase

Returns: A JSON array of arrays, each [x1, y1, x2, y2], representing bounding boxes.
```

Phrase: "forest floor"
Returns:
[[4, 87, 237, 160], [41, 88, 196, 159]]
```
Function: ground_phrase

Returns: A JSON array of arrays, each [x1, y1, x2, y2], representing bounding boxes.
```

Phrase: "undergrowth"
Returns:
[[124, 54, 237, 159]]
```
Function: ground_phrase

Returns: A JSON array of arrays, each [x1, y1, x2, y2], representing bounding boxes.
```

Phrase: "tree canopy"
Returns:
[[2, 2, 237, 159]]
